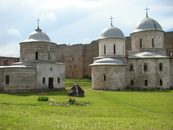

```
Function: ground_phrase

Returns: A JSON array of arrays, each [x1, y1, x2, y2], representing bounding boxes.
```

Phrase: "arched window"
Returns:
[[48, 52, 51, 60], [140, 39, 142, 48], [35, 51, 38, 60], [130, 63, 134, 71], [131, 80, 134, 85], [152, 38, 154, 47], [144, 63, 148, 72], [6, 75, 9, 84], [169, 51, 172, 56], [159, 63, 163, 71], [104, 45, 106, 54], [160, 79, 162, 86], [145, 80, 148, 86], [50, 67, 52, 71], [113, 44, 116, 54]]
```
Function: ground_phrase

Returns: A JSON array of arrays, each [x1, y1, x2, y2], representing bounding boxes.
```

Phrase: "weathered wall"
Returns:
[[126, 58, 170, 89], [20, 42, 57, 62], [164, 31, 173, 57], [92, 65, 126, 90], [0, 67, 36, 92], [0, 57, 19, 66]]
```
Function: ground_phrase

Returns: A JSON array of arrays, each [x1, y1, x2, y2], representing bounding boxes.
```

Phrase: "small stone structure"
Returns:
[[68, 84, 84, 97]]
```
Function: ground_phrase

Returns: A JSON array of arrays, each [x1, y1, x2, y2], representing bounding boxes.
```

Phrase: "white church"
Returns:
[[90, 12, 173, 90]]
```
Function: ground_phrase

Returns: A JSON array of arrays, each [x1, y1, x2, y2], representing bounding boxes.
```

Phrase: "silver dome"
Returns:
[[99, 26, 125, 39], [24, 28, 51, 42], [132, 17, 163, 33], [90, 58, 126, 66]]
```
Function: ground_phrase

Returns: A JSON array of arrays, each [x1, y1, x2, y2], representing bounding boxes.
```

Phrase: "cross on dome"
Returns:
[[35, 18, 42, 31], [144, 6, 150, 17], [109, 16, 114, 26]]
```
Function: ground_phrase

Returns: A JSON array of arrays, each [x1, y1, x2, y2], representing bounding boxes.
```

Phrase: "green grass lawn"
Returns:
[[0, 81, 173, 130]]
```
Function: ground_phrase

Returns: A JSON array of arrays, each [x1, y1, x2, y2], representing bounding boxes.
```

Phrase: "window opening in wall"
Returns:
[[140, 39, 142, 48], [160, 79, 162, 86], [35, 51, 38, 60], [145, 80, 148, 86], [103, 75, 106, 81], [42, 77, 45, 84], [131, 80, 134, 85], [130, 63, 134, 71], [72, 57, 74, 61], [74, 64, 76, 68], [104, 45, 106, 54], [6, 75, 9, 84], [169, 51, 172, 56], [113, 44, 116, 54], [50, 67, 52, 71], [159, 63, 163, 71], [48, 52, 51, 60], [152, 38, 154, 48], [144, 63, 148, 72], [57, 77, 60, 83]]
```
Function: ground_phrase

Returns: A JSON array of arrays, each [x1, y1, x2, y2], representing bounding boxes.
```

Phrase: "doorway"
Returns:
[[49, 78, 54, 88]]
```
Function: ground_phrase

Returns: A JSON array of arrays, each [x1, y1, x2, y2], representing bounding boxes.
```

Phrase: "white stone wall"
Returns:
[[126, 58, 170, 89], [20, 42, 57, 62], [131, 31, 164, 50], [36, 62, 65, 89], [92, 65, 126, 90], [0, 67, 36, 92], [99, 38, 125, 56]]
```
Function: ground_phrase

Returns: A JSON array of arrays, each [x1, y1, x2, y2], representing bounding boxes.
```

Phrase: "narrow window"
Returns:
[[35, 51, 38, 60], [145, 80, 148, 86], [144, 63, 148, 72], [57, 77, 60, 83], [42, 77, 45, 84], [130, 63, 133, 71], [160, 79, 162, 86], [50, 67, 52, 71], [169, 52, 172, 56], [6, 75, 9, 84], [103, 75, 106, 81], [48, 52, 51, 60], [152, 38, 154, 48], [131, 80, 134, 85], [104, 45, 106, 54], [140, 39, 142, 48], [159, 63, 163, 71], [113, 44, 116, 54], [72, 57, 74, 61]]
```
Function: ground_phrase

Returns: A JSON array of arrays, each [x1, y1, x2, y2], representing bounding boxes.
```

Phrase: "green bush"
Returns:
[[37, 93, 49, 101]]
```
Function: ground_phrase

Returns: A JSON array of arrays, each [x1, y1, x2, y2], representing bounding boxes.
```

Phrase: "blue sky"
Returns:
[[0, 0, 173, 57]]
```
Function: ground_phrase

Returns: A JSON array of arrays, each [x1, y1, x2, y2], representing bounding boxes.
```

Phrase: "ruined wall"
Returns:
[[0, 57, 19, 66]]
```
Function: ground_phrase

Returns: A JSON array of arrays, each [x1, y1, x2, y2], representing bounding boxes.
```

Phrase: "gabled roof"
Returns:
[[68, 84, 84, 94]]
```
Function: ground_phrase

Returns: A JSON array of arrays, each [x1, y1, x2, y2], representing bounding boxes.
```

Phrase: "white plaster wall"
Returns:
[[92, 65, 126, 90], [36, 62, 65, 89], [131, 31, 164, 50], [126, 58, 170, 89], [99, 38, 125, 56]]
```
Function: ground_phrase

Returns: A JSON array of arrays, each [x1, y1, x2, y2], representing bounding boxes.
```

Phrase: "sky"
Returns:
[[0, 0, 173, 57]]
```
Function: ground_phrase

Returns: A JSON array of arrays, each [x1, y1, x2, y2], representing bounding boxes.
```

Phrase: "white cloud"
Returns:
[[40, 13, 57, 22], [7, 28, 21, 37]]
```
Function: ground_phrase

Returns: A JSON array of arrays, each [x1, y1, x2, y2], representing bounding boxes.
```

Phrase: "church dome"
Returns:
[[23, 28, 52, 42], [90, 58, 126, 66], [132, 16, 164, 33], [99, 26, 125, 39]]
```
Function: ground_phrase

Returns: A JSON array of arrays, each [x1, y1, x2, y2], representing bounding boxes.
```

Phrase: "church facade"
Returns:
[[90, 14, 173, 90], [0, 27, 65, 92]]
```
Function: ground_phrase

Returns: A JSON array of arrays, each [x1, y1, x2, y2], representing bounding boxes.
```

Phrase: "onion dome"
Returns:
[[90, 58, 126, 66], [132, 16, 164, 33], [99, 25, 125, 39], [22, 27, 52, 43]]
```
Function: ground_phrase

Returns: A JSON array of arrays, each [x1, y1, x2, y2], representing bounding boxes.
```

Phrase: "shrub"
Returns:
[[38, 93, 49, 101]]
